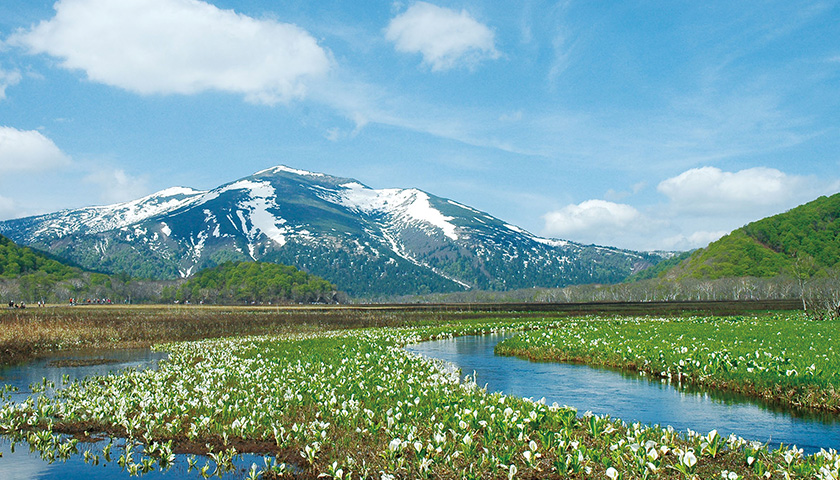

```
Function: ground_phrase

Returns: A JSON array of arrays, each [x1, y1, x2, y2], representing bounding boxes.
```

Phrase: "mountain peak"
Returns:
[[0, 164, 666, 297], [254, 165, 327, 178]]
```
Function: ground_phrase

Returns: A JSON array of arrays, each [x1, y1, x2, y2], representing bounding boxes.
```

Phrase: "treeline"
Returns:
[[161, 261, 339, 305], [0, 234, 121, 304], [397, 276, 801, 304], [397, 272, 837, 317], [0, 233, 340, 305]]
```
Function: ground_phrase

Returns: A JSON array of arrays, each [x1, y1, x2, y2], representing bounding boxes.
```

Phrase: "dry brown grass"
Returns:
[[0, 305, 476, 365]]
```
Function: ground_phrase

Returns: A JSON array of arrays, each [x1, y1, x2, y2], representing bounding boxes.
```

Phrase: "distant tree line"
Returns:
[[398, 271, 840, 320], [160, 261, 339, 305]]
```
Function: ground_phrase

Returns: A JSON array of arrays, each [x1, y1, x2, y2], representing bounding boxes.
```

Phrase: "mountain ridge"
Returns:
[[0, 165, 667, 297]]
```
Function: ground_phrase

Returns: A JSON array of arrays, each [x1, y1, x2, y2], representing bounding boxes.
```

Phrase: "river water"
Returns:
[[0, 348, 264, 480], [406, 332, 840, 453], [2, 332, 839, 478]]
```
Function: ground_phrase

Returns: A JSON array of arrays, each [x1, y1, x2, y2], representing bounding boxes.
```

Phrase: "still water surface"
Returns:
[[0, 348, 262, 480], [2, 333, 839, 479], [407, 332, 840, 454]]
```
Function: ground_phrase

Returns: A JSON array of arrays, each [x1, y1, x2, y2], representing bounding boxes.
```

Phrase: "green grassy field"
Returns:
[[495, 313, 840, 413], [2, 313, 839, 479]]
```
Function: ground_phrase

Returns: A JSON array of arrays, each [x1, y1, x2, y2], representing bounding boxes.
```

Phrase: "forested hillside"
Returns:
[[0, 234, 80, 280], [655, 193, 840, 280], [164, 261, 338, 304]]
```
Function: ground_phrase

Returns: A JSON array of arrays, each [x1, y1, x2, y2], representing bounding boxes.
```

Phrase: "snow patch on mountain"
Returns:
[[255, 165, 325, 178], [504, 224, 528, 235], [533, 237, 570, 248], [28, 186, 204, 239], [335, 183, 459, 240], [218, 180, 291, 256], [448, 199, 480, 214]]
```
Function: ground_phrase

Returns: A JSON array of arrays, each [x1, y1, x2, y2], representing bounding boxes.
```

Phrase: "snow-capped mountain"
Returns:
[[0, 165, 665, 297]]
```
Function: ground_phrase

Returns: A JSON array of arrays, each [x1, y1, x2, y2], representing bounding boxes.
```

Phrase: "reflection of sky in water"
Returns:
[[0, 436, 266, 480], [0, 440, 50, 480], [0, 348, 169, 403], [0, 349, 271, 479], [407, 333, 840, 454]]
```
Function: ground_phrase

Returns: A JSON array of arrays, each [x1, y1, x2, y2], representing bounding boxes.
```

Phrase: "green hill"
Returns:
[[653, 193, 840, 280], [165, 261, 338, 305], [0, 233, 124, 303], [0, 234, 81, 280]]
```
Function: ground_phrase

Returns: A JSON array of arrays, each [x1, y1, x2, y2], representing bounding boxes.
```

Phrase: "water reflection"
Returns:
[[407, 332, 840, 453], [0, 436, 267, 480], [0, 348, 169, 403], [0, 348, 268, 480]]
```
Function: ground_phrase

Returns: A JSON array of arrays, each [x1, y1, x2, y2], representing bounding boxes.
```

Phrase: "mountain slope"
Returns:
[[0, 234, 81, 280], [651, 193, 840, 280], [0, 165, 666, 297]]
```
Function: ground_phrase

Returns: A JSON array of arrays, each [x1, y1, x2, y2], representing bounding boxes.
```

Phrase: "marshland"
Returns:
[[1, 305, 839, 479]]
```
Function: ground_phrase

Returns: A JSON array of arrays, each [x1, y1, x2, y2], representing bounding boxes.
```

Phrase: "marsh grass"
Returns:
[[496, 313, 840, 413], [2, 321, 838, 479], [0, 305, 531, 366]]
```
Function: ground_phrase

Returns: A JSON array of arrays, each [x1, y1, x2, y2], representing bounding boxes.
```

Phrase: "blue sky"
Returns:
[[0, 0, 838, 251]]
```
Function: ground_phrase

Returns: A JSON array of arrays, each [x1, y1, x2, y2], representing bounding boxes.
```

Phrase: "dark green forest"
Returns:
[[163, 261, 338, 305]]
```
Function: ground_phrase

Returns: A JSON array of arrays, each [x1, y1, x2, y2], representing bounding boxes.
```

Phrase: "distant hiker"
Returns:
[[8, 301, 13, 309]]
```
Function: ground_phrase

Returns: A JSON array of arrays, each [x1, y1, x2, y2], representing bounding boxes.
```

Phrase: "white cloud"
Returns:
[[657, 166, 826, 216], [660, 230, 729, 252], [386, 2, 499, 71], [83, 167, 150, 204], [0, 195, 16, 218], [10, 0, 331, 105], [0, 126, 71, 172], [0, 68, 22, 100], [541, 166, 840, 251], [543, 199, 646, 245]]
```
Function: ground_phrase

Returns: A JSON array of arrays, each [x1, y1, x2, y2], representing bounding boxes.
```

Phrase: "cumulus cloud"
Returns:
[[543, 199, 646, 245], [9, 0, 331, 104], [541, 166, 840, 251], [386, 2, 499, 71], [660, 230, 729, 252], [0, 68, 22, 100], [83, 167, 150, 204], [0, 126, 71, 172], [657, 166, 827, 216]]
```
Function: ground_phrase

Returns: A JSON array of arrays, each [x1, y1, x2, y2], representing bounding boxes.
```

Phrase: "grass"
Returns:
[[1, 316, 839, 479], [0, 305, 494, 366], [495, 313, 840, 413]]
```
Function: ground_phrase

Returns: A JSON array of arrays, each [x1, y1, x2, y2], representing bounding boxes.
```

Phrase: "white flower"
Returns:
[[682, 451, 697, 468], [606, 467, 619, 479], [388, 438, 401, 452]]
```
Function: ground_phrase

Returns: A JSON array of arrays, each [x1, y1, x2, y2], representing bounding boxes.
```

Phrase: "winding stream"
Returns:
[[406, 332, 840, 454], [2, 331, 839, 478]]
